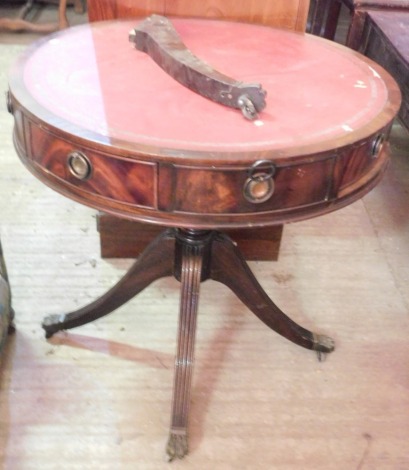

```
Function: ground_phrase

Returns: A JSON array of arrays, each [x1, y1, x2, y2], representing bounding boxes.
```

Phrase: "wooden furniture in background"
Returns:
[[359, 11, 409, 131], [308, 0, 409, 49], [90, 0, 311, 261], [0, 0, 84, 33], [342, 0, 409, 49], [308, 0, 342, 38], [88, 0, 310, 31]]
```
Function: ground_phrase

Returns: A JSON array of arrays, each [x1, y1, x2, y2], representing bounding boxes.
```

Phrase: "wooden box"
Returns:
[[97, 214, 283, 261]]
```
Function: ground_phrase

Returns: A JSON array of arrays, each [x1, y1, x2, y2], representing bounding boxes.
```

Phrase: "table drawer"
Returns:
[[27, 122, 156, 208], [158, 158, 333, 214]]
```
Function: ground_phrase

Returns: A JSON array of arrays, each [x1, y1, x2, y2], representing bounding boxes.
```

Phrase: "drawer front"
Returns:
[[27, 122, 156, 208], [11, 111, 390, 227], [158, 158, 334, 214]]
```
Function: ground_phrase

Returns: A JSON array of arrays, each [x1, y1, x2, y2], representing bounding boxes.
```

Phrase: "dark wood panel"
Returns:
[[360, 11, 409, 131], [97, 214, 283, 260]]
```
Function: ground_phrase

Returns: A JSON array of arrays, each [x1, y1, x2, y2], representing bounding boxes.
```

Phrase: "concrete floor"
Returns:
[[0, 4, 408, 469]]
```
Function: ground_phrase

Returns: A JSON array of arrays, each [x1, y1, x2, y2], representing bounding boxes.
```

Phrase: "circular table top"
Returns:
[[8, 18, 401, 228], [10, 18, 400, 162]]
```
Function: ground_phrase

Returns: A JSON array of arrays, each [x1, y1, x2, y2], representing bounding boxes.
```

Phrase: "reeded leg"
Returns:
[[209, 233, 335, 354], [166, 231, 210, 461], [42, 229, 176, 338]]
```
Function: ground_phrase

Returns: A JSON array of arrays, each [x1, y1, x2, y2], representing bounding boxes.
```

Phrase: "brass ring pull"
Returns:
[[371, 134, 385, 158], [244, 160, 276, 204], [67, 151, 92, 180], [247, 160, 276, 181]]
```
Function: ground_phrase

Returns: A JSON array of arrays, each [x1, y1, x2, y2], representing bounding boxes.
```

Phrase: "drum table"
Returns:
[[7, 17, 400, 460]]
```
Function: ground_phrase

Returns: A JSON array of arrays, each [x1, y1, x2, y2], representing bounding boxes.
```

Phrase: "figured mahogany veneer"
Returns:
[[12, 114, 393, 227]]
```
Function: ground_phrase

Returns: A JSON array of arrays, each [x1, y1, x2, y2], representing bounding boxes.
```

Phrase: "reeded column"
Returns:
[[166, 230, 212, 461]]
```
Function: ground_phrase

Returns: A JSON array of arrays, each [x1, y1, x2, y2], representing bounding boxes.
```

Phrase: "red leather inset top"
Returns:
[[20, 19, 393, 156]]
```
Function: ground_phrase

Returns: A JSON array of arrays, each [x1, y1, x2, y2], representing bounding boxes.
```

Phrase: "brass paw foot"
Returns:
[[166, 430, 188, 461], [42, 313, 66, 339], [312, 334, 335, 361], [312, 334, 335, 352]]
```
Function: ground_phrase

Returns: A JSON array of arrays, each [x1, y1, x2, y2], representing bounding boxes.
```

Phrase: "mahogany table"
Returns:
[[7, 18, 401, 460]]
